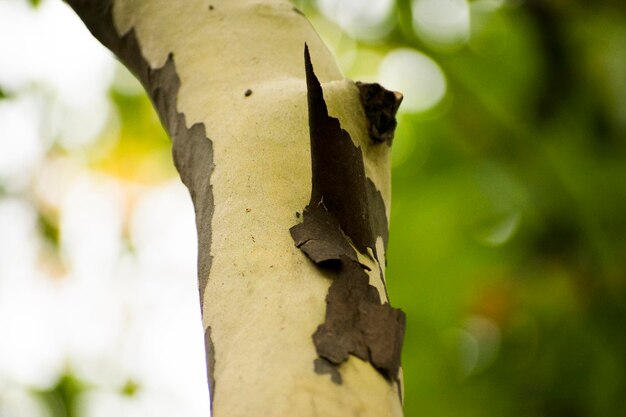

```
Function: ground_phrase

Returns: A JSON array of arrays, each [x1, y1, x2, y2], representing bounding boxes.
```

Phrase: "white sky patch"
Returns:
[[118, 275, 209, 414], [34, 156, 83, 210], [0, 1, 209, 416], [56, 96, 114, 149], [60, 173, 126, 279], [0, 388, 51, 417], [412, 0, 471, 48], [0, 94, 47, 190], [0, 199, 40, 284], [316, 0, 395, 40], [0, 210, 65, 390], [53, 277, 126, 380], [124, 182, 207, 406], [0, 272, 66, 388], [130, 182, 198, 278], [379, 49, 446, 113], [0, 176, 209, 413], [0, 0, 115, 150]]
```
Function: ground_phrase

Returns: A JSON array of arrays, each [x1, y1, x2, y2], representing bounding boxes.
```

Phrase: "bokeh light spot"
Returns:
[[317, 0, 395, 40], [475, 211, 522, 247], [379, 49, 446, 113], [412, 0, 471, 48]]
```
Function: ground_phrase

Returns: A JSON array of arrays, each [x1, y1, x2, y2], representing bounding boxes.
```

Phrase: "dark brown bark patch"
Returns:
[[291, 45, 405, 382], [291, 205, 360, 267], [356, 82, 403, 146], [150, 58, 215, 307], [313, 256, 405, 380]]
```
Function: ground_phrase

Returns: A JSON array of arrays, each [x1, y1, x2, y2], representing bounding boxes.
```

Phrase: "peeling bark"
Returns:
[[299, 46, 386, 257], [290, 46, 405, 382]]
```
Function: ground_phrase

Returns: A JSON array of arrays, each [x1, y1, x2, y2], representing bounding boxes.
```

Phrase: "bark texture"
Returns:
[[65, 1, 404, 416]]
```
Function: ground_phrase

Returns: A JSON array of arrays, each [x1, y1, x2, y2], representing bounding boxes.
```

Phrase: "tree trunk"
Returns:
[[64, 1, 405, 416]]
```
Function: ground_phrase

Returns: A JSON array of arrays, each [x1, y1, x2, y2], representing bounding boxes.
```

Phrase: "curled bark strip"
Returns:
[[356, 82, 403, 146], [291, 45, 405, 381]]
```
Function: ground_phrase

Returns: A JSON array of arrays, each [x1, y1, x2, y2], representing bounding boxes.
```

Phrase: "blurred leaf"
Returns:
[[92, 89, 176, 183], [37, 209, 60, 250], [121, 379, 140, 397], [36, 374, 86, 417]]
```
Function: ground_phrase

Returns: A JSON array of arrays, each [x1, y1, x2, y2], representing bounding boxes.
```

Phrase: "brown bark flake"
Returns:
[[291, 45, 405, 382], [356, 82, 403, 146]]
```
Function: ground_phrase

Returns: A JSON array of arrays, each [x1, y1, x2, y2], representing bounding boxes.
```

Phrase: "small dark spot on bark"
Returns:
[[314, 357, 342, 384], [208, 5, 214, 10], [245, 208, 251, 213], [356, 81, 403, 146], [244, 89, 253, 97], [296, 211, 301, 218]]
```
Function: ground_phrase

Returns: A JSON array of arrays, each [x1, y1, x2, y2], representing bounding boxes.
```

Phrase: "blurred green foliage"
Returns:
[[36, 374, 86, 417]]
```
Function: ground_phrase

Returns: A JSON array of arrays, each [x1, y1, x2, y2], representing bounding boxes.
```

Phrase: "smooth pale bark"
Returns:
[[65, 1, 404, 416]]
